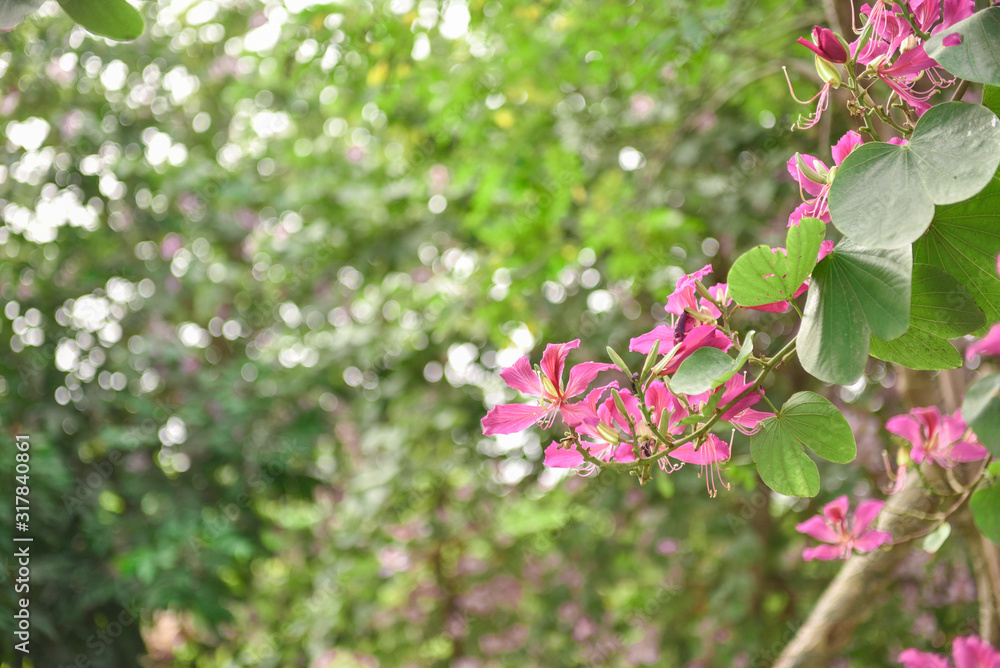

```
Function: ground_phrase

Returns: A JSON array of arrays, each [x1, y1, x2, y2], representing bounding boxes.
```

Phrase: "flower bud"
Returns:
[[813, 55, 842, 89], [595, 422, 620, 444], [796, 26, 849, 64], [794, 153, 829, 185]]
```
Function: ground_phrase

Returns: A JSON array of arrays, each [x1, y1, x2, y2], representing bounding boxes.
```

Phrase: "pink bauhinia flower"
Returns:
[[898, 634, 1000, 668], [885, 406, 989, 468], [482, 340, 616, 435], [796, 495, 893, 561], [787, 131, 864, 226]]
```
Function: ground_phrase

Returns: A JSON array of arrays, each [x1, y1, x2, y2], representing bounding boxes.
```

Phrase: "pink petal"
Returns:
[[482, 403, 546, 435], [951, 635, 1000, 668], [886, 414, 924, 449], [939, 0, 975, 32], [629, 324, 674, 355], [852, 499, 885, 534], [788, 200, 831, 227], [853, 529, 893, 552], [795, 516, 841, 543], [831, 130, 864, 166], [612, 442, 637, 463], [745, 300, 791, 313], [817, 239, 835, 260], [500, 356, 542, 396], [822, 495, 850, 524], [802, 544, 845, 561], [644, 381, 674, 420], [912, 406, 942, 436], [564, 362, 618, 398], [888, 137, 909, 146], [540, 340, 580, 391], [967, 324, 1000, 359], [947, 440, 990, 463], [560, 400, 599, 429], [543, 441, 584, 468], [726, 408, 774, 429], [897, 648, 951, 668]]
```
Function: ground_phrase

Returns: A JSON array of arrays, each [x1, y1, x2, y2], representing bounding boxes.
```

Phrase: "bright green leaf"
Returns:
[[56, 0, 144, 41], [670, 348, 737, 395], [828, 103, 1000, 249], [798, 240, 912, 384], [750, 392, 857, 498], [925, 7, 1000, 86], [963, 374, 1000, 457], [971, 482, 1000, 545], [670, 332, 754, 395], [914, 172, 1000, 331], [728, 217, 825, 306]]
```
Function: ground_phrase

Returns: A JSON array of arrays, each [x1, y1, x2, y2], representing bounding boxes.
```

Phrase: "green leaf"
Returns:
[[56, 0, 144, 41], [728, 217, 825, 307], [925, 7, 1000, 87], [971, 482, 1000, 545], [869, 264, 985, 370], [869, 328, 962, 370], [828, 102, 1000, 249], [984, 85, 1000, 118], [914, 172, 1000, 331], [750, 392, 857, 498], [670, 332, 754, 395], [963, 374, 1000, 457], [798, 240, 912, 384]]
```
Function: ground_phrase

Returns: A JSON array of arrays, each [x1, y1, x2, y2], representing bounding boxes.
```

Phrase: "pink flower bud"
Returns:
[[796, 26, 849, 64]]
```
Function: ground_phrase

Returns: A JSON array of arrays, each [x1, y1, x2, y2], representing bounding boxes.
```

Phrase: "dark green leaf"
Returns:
[[869, 264, 984, 369], [914, 172, 1000, 330], [828, 103, 1000, 249], [971, 482, 1000, 545]]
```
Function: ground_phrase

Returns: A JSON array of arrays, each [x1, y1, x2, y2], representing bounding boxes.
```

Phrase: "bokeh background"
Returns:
[[0, 0, 983, 666]]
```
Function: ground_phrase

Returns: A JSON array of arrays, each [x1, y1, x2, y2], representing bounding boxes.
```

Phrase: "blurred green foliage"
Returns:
[[0, 1, 982, 666]]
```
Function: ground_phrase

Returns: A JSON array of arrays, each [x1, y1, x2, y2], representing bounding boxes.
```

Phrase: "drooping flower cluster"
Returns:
[[787, 0, 974, 130], [795, 495, 893, 561], [898, 634, 1000, 668]]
